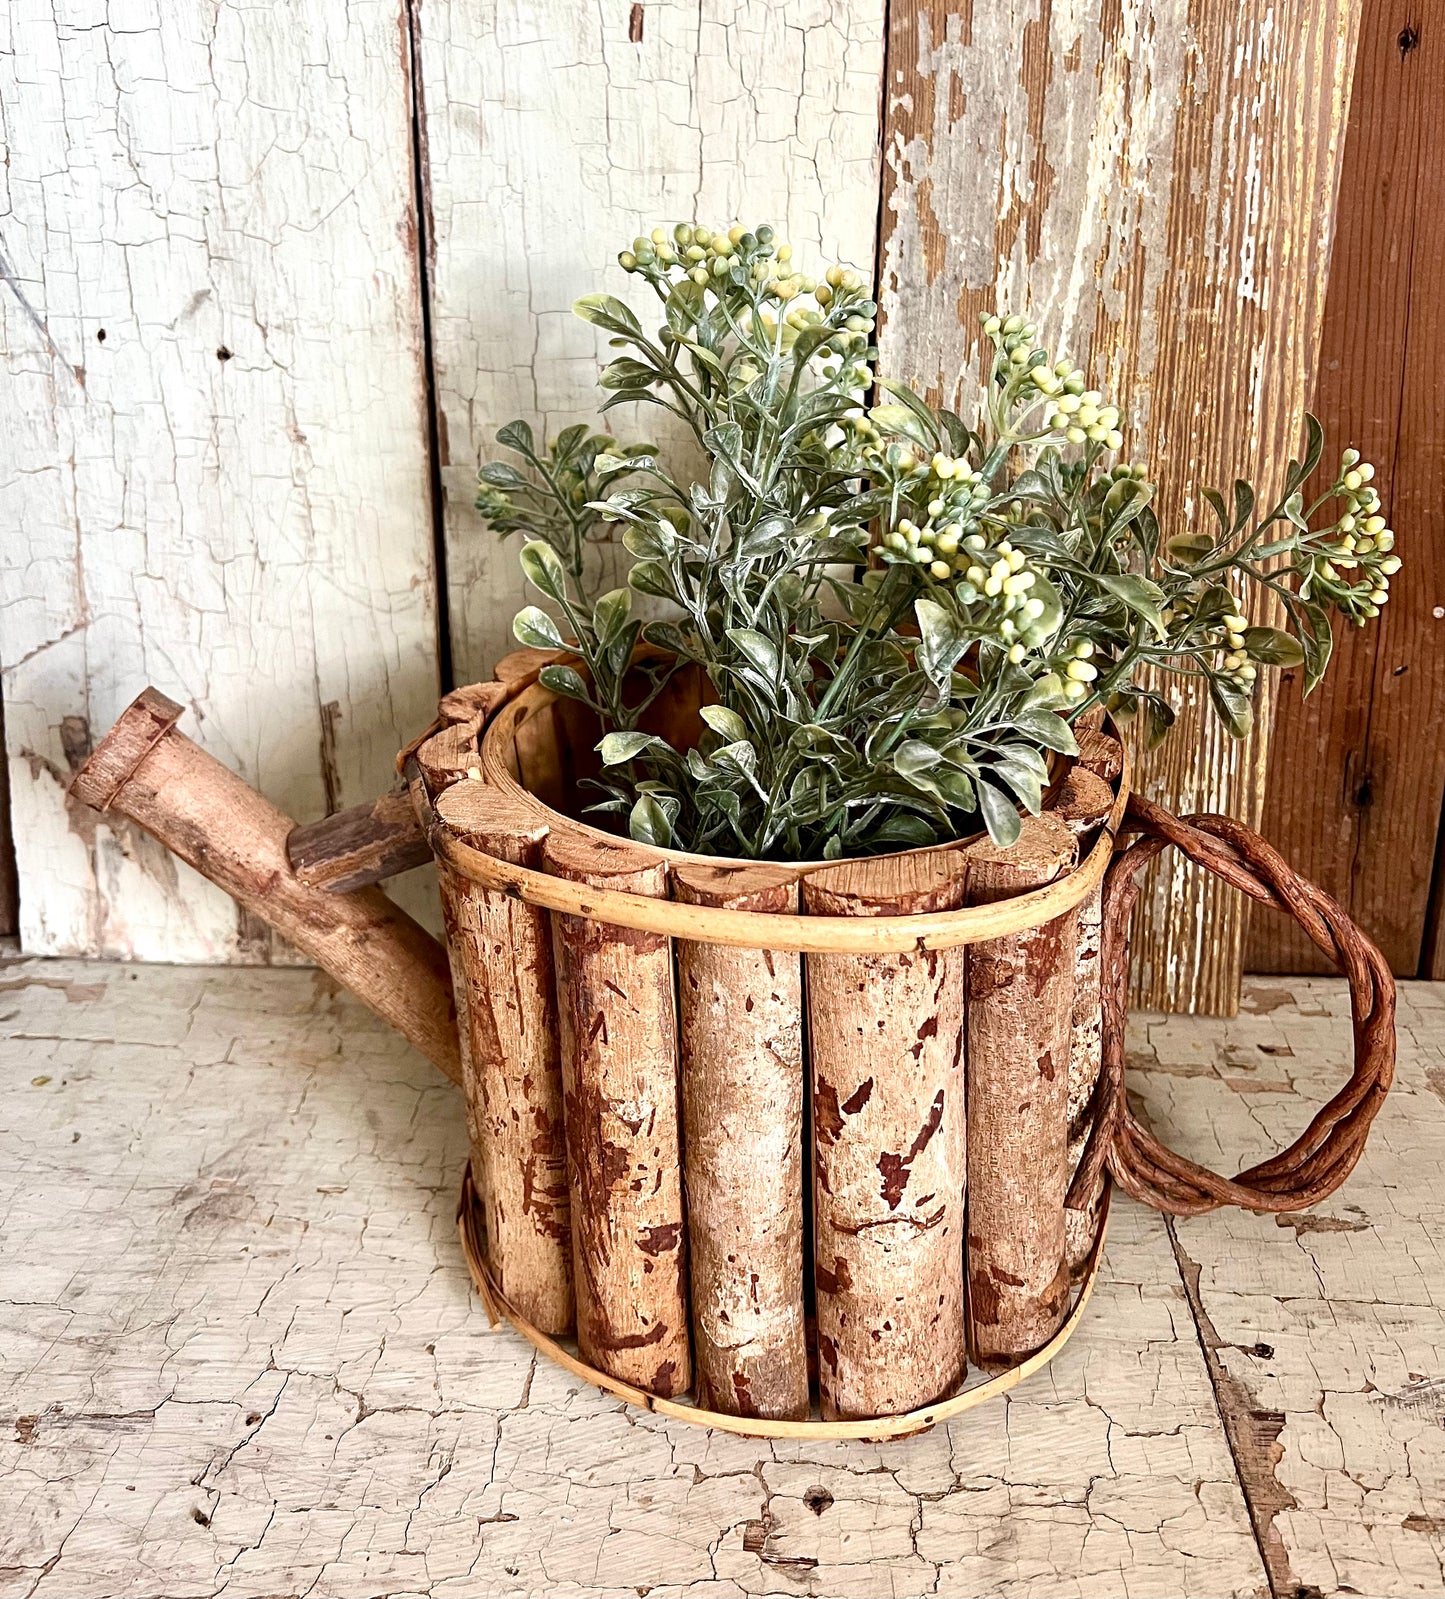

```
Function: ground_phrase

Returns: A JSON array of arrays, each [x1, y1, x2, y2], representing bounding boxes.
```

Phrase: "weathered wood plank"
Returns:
[[0, 956, 1272, 1597], [1251, 1, 1445, 980], [877, 0, 1361, 1013], [0, 0, 440, 960], [414, 0, 886, 683], [1130, 975, 1445, 1597]]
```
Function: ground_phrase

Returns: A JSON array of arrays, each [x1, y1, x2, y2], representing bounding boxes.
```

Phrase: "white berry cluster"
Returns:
[[1160, 597, 1256, 690], [877, 451, 992, 576], [1310, 452, 1398, 621], [980, 313, 1123, 451]]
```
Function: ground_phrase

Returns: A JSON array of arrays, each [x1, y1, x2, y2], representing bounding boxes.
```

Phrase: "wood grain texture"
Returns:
[[877, 0, 1361, 1014], [434, 783, 573, 1335], [544, 829, 690, 1397], [802, 849, 970, 1420], [672, 863, 809, 1422], [1250, 3, 1445, 979], [68, 692, 462, 1084], [413, 0, 886, 682], [287, 790, 431, 894], [0, 0, 441, 961], [966, 815, 1078, 1361]]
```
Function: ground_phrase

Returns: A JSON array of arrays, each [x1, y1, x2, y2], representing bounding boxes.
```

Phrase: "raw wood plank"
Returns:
[[672, 862, 809, 1422], [877, 0, 1361, 1014], [413, 0, 886, 681], [1252, 1, 1445, 979], [966, 815, 1078, 1361], [287, 791, 431, 894], [0, 0, 440, 961], [544, 829, 689, 1396], [435, 782, 572, 1335], [802, 849, 971, 1420], [0, 957, 1275, 1597]]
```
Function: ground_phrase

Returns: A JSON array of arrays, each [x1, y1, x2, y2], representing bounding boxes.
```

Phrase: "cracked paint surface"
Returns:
[[10, 957, 1396, 1596], [1134, 977, 1445, 1598], [0, 1, 441, 960], [418, 0, 886, 684]]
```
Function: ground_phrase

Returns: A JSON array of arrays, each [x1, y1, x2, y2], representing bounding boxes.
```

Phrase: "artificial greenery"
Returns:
[[476, 221, 1398, 860]]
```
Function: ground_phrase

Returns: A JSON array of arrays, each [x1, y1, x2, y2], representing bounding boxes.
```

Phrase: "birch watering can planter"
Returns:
[[71, 655, 1397, 1442]]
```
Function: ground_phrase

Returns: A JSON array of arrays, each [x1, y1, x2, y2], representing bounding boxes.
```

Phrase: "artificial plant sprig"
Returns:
[[475, 223, 1397, 860]]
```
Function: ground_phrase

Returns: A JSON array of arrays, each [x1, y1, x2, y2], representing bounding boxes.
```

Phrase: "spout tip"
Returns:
[[70, 686, 186, 811]]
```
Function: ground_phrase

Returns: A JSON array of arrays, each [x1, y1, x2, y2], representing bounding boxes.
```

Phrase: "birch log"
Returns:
[[0, 0, 440, 960], [545, 830, 689, 1396], [672, 863, 808, 1422], [413, 0, 886, 680], [1052, 765, 1117, 1275], [966, 815, 1078, 1363], [434, 782, 573, 1335], [802, 849, 971, 1420], [877, 0, 1361, 1014]]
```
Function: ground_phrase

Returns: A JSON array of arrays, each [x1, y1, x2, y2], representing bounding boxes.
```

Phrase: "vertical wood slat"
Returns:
[[411, 0, 887, 683], [544, 830, 690, 1398], [966, 816, 1078, 1362], [0, 0, 441, 961], [673, 863, 809, 1422], [1053, 758, 1121, 1274], [1250, 2, 1445, 978], [876, 0, 1362, 1014], [434, 783, 573, 1335], [802, 851, 971, 1421]]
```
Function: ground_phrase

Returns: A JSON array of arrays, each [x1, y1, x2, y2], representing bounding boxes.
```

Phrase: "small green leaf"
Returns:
[[538, 664, 590, 703], [977, 781, 1023, 848], [573, 293, 643, 335], [478, 461, 528, 488], [628, 560, 675, 599], [592, 588, 632, 652], [519, 540, 568, 603], [1208, 676, 1254, 738], [1242, 626, 1305, 668], [512, 606, 565, 650], [1166, 533, 1214, 566], [699, 704, 749, 743], [1142, 696, 1176, 750], [913, 597, 967, 687], [725, 627, 780, 680], [628, 793, 674, 849], [1096, 572, 1167, 638], [867, 403, 935, 452], [1011, 707, 1078, 756], [598, 730, 664, 766], [599, 357, 656, 391], [495, 419, 536, 456]]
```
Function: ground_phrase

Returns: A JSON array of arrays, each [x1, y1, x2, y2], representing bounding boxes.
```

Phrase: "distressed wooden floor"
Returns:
[[1, 957, 1441, 1599]]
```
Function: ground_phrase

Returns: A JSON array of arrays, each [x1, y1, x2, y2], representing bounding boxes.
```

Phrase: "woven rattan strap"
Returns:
[[1072, 793, 1396, 1217]]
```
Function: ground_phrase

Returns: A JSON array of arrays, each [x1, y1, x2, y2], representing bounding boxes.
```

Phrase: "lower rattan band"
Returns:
[[455, 1162, 1111, 1441]]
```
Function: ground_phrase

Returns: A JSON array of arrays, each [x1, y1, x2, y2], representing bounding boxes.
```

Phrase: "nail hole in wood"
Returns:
[[216, 346, 233, 362], [1399, 25, 1419, 53], [96, 328, 106, 343]]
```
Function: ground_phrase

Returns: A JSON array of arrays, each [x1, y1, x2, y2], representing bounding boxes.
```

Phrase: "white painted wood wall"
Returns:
[[0, 0, 886, 961]]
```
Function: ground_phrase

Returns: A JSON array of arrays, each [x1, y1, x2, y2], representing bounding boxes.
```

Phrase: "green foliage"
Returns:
[[475, 222, 1398, 859]]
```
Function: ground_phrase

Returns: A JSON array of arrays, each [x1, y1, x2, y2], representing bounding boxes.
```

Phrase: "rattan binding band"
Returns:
[[456, 1163, 1111, 1441]]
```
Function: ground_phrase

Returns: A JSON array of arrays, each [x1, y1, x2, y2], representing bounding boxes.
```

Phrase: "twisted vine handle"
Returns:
[[1068, 794, 1397, 1219]]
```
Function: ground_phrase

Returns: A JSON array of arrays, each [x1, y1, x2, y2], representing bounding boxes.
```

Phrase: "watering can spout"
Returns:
[[69, 687, 462, 1084]]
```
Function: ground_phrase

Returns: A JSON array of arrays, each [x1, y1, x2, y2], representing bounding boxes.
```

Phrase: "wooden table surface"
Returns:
[[1, 956, 1441, 1599]]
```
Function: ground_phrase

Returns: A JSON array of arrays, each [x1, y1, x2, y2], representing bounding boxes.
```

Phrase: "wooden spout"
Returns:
[[70, 687, 462, 1084]]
